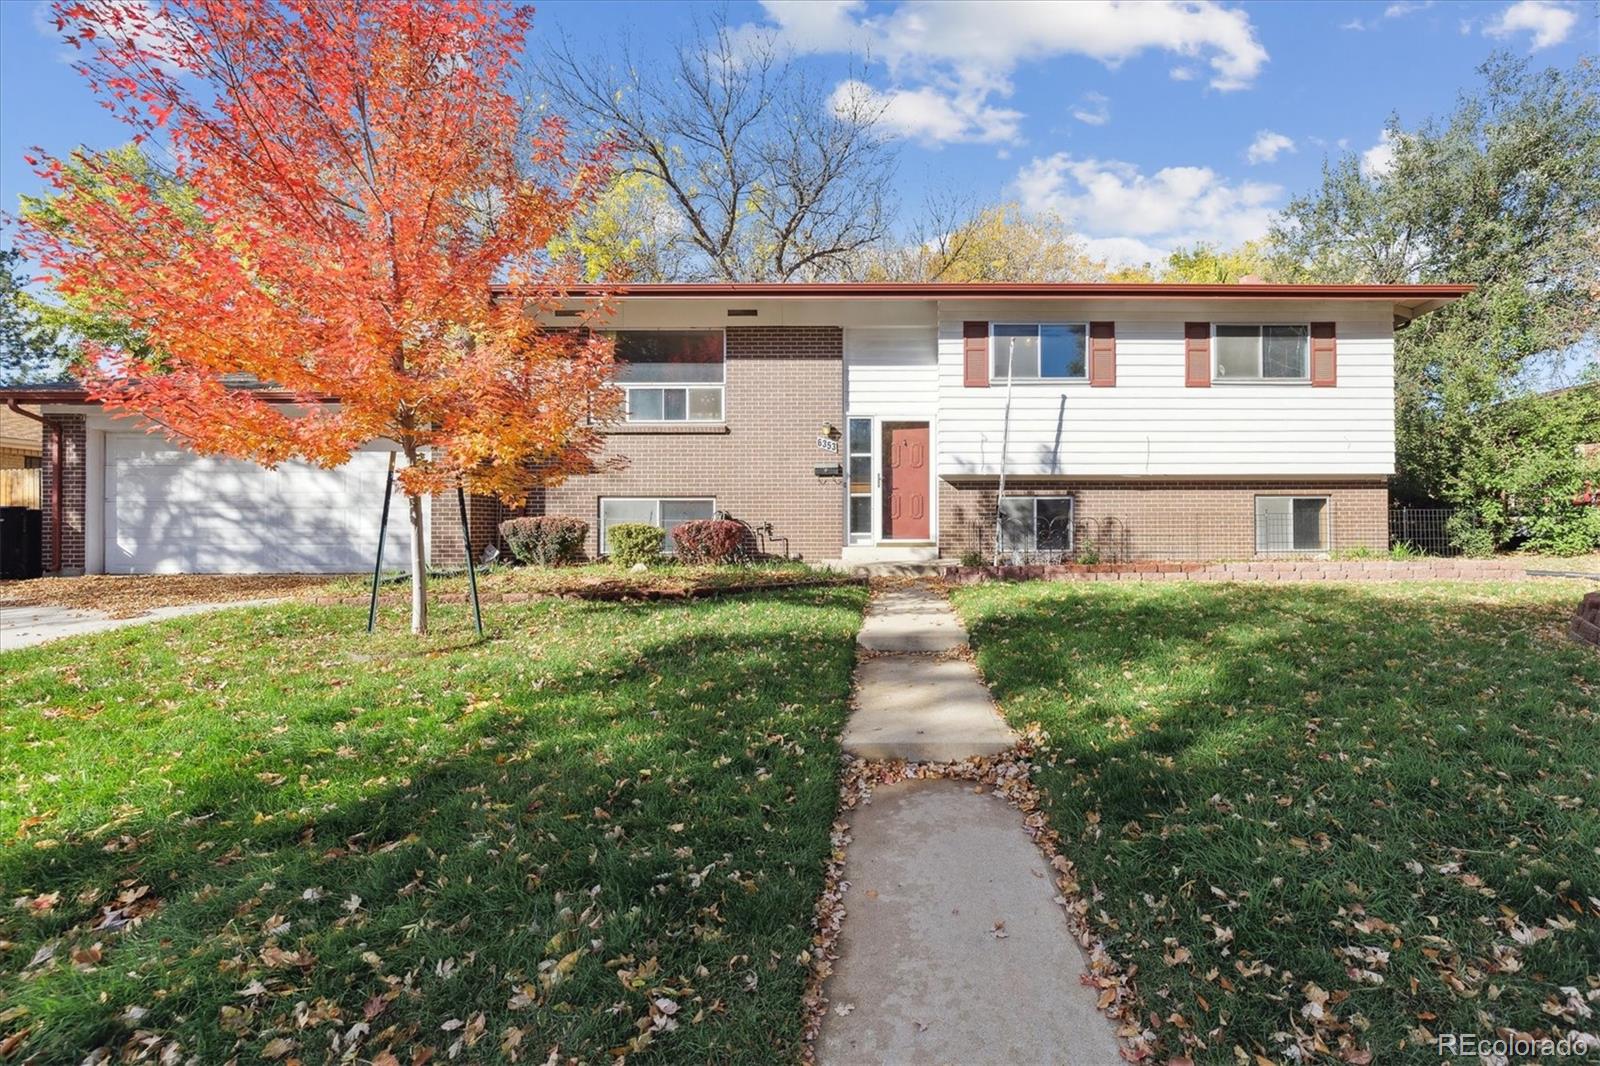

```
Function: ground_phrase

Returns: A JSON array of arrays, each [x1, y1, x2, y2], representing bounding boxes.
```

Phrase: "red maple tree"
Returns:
[[18, 0, 617, 633]]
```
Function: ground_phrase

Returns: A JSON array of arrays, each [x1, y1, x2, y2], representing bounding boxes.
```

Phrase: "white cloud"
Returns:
[[1383, 1, 1433, 17], [755, 0, 1269, 145], [1014, 153, 1282, 265], [1483, 0, 1578, 49], [830, 80, 1022, 145], [1071, 92, 1111, 126], [1360, 129, 1399, 178], [1342, 1, 1433, 31], [1246, 129, 1295, 164], [1168, 65, 1198, 81]]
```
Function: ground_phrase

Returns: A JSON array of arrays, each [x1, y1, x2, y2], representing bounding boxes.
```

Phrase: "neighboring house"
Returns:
[[0, 403, 42, 470], [8, 281, 1469, 575]]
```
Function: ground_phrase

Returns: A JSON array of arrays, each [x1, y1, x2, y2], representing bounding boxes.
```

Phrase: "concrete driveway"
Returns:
[[0, 599, 281, 652]]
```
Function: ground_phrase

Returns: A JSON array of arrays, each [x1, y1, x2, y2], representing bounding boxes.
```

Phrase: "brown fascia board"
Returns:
[[499, 280, 1475, 303], [0, 384, 333, 404]]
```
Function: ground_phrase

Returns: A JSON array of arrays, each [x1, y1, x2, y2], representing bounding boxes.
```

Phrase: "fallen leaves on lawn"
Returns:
[[0, 574, 336, 618]]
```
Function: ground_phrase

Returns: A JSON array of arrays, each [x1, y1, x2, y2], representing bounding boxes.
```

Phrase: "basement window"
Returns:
[[1255, 496, 1329, 552], [998, 496, 1074, 554], [599, 497, 716, 555]]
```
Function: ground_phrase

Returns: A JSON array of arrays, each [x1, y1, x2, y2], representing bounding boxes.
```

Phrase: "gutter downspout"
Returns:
[[6, 400, 58, 572]]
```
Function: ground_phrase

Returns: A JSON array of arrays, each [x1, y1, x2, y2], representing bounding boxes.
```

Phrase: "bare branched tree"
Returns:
[[536, 11, 895, 282], [853, 192, 1109, 282]]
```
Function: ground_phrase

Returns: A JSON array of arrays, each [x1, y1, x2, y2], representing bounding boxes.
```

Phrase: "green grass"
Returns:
[[950, 579, 1600, 1064], [0, 586, 866, 1064]]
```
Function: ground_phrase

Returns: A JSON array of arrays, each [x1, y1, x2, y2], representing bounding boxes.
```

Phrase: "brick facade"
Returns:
[[40, 414, 87, 574], [533, 326, 846, 561], [938, 478, 1389, 561], [428, 490, 504, 568]]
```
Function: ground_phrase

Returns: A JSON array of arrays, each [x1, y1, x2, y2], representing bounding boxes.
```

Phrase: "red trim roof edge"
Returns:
[[492, 281, 1475, 300]]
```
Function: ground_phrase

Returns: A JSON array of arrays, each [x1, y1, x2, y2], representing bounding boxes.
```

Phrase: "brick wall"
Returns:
[[41, 414, 87, 574], [428, 490, 504, 567], [0, 446, 38, 469], [535, 326, 846, 560], [938, 477, 1389, 561], [1574, 592, 1600, 649]]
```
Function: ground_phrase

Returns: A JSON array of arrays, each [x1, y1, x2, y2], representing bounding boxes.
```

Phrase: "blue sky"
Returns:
[[2, 0, 1594, 266]]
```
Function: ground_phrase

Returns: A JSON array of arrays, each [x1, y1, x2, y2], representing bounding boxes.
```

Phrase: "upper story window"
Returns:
[[992, 323, 1087, 381], [614, 330, 725, 422], [1215, 325, 1309, 382]]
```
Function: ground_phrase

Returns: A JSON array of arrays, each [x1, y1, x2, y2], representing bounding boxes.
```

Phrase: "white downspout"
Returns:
[[991, 336, 1016, 566]]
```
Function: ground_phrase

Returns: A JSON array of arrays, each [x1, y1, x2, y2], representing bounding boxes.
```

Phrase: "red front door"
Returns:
[[882, 423, 930, 540]]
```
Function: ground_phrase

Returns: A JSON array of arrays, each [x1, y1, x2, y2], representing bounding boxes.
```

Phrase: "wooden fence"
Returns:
[[0, 468, 41, 509]]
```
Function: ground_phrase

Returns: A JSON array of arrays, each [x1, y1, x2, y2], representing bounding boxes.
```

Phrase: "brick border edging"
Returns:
[[945, 559, 1549, 584], [1573, 592, 1600, 648], [308, 575, 867, 607]]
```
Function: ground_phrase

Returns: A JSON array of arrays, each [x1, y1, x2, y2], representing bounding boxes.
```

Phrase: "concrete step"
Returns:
[[843, 656, 1015, 762], [856, 585, 968, 653]]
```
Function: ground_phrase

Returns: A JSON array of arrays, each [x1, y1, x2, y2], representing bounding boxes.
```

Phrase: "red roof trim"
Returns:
[[494, 281, 1475, 300], [0, 386, 331, 404]]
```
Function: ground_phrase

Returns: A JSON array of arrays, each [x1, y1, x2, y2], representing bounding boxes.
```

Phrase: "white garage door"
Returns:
[[105, 435, 414, 574]]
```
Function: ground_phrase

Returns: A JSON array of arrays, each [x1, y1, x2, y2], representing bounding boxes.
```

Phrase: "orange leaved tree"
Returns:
[[17, 0, 617, 634]]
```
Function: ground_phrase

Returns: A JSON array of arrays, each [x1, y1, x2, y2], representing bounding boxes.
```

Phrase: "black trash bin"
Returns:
[[0, 506, 42, 579]]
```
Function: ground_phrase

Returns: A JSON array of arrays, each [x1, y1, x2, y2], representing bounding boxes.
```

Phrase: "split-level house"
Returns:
[[8, 281, 1470, 575]]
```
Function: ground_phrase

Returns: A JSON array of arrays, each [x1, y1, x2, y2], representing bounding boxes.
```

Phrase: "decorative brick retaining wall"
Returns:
[[1573, 592, 1600, 648], [947, 558, 1548, 584]]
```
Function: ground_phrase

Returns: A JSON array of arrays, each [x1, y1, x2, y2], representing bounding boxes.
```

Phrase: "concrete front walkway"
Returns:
[[0, 599, 280, 651], [819, 584, 1122, 1065]]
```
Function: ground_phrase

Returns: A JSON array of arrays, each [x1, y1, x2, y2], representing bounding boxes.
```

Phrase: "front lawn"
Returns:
[[0, 586, 866, 1063], [951, 579, 1600, 1064], [325, 560, 832, 602]]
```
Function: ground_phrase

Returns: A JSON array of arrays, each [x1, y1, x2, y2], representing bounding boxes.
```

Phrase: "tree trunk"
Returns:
[[406, 493, 428, 636]]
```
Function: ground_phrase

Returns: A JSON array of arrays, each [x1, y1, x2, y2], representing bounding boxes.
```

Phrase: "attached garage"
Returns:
[[102, 434, 411, 574]]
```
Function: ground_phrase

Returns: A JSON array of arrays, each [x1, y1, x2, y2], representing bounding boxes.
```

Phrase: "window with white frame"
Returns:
[[1254, 496, 1329, 552], [997, 496, 1074, 554], [992, 323, 1087, 381], [1214, 325, 1309, 381], [599, 497, 716, 554], [614, 330, 725, 422], [846, 417, 873, 543]]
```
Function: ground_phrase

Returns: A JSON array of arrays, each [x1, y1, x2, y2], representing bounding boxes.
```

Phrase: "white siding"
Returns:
[[845, 325, 938, 415], [935, 299, 1395, 477]]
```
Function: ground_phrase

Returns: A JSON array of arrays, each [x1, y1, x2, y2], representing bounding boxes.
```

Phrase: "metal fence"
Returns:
[[1388, 507, 1461, 557]]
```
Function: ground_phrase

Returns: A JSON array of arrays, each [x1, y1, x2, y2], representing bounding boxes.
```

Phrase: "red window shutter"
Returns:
[[1184, 322, 1211, 387], [963, 321, 989, 387], [1088, 321, 1116, 387], [1310, 322, 1337, 387]]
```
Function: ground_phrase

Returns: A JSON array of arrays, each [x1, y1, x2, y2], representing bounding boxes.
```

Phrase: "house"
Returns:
[[0, 403, 42, 470], [8, 281, 1470, 575]]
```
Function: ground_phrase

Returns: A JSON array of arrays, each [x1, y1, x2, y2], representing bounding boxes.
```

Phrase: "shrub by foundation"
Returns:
[[607, 523, 664, 567], [672, 519, 745, 564], [500, 515, 588, 566]]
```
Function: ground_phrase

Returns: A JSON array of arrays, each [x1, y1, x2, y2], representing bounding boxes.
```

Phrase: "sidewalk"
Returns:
[[817, 585, 1124, 1066]]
